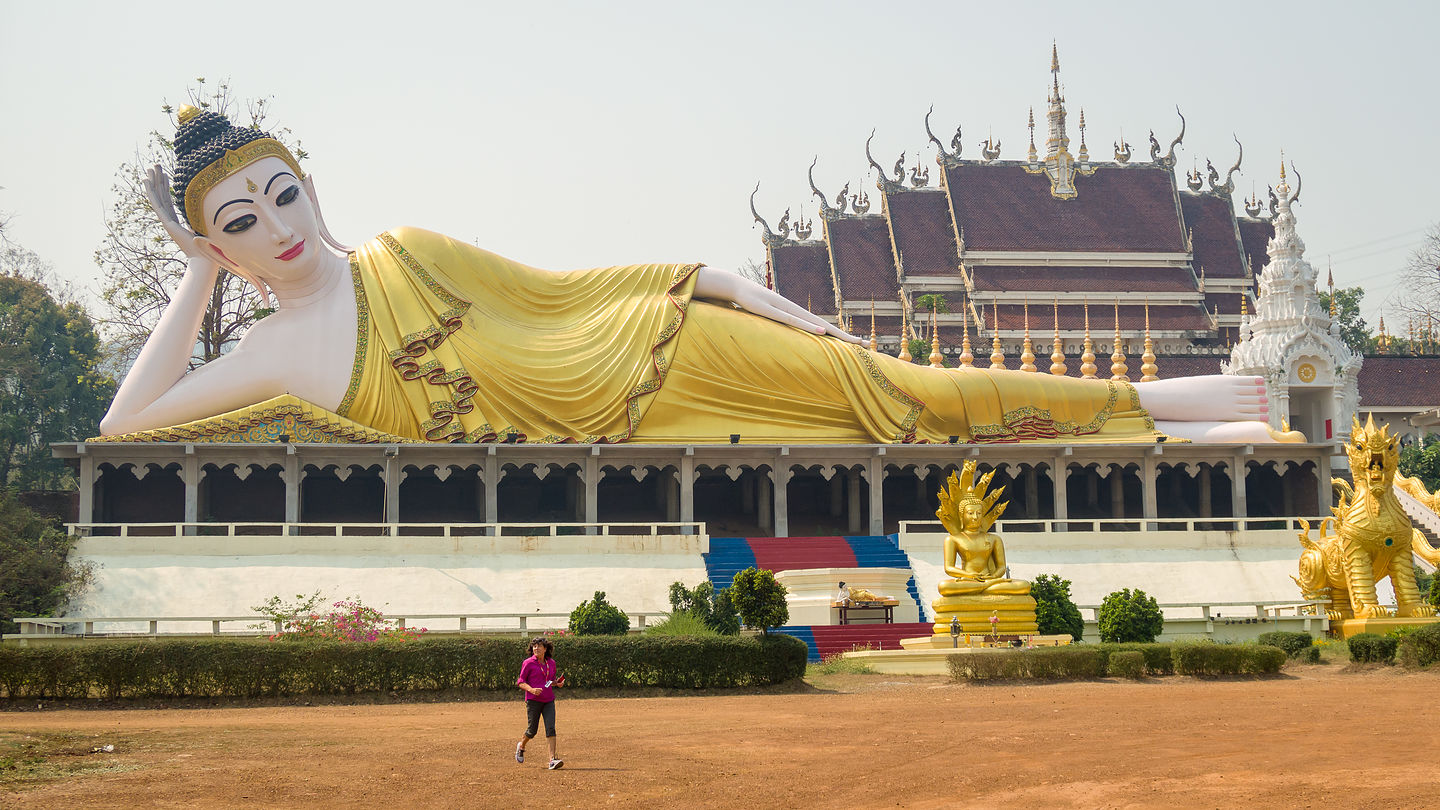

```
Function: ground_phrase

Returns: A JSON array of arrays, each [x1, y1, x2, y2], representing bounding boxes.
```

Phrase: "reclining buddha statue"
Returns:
[[100, 106, 1294, 446]]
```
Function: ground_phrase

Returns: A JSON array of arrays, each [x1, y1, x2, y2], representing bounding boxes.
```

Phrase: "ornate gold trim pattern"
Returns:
[[89, 395, 415, 444], [336, 255, 370, 418], [849, 343, 925, 441]]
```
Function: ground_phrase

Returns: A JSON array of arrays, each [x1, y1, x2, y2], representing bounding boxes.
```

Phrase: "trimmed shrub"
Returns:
[[1032, 574, 1085, 641], [1106, 650, 1146, 679], [667, 581, 741, 635], [568, 591, 629, 636], [1172, 643, 1287, 676], [0, 634, 808, 700], [730, 567, 789, 634], [947, 647, 1104, 681], [1396, 623, 1440, 668], [644, 611, 718, 637], [1097, 589, 1164, 643], [1257, 631, 1317, 662], [1347, 632, 1398, 664], [1092, 643, 1174, 675]]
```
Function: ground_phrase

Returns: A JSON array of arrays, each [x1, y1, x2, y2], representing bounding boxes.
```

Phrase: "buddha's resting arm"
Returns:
[[100, 166, 285, 435], [991, 537, 1008, 575], [692, 266, 860, 344]]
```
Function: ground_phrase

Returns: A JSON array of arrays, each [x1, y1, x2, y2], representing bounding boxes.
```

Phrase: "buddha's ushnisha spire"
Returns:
[[869, 300, 878, 352], [897, 313, 913, 363], [959, 298, 975, 368], [1080, 299, 1098, 379], [1140, 299, 1158, 382], [1020, 299, 1037, 373], [1049, 298, 1067, 376], [928, 309, 944, 368], [1110, 299, 1129, 382], [989, 300, 1006, 370]]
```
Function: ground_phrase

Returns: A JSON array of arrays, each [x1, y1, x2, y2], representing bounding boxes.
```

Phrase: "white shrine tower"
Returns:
[[1225, 164, 1361, 442]]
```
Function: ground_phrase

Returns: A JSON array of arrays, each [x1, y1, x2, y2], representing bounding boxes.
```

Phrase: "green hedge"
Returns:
[[1172, 643, 1287, 676], [1106, 650, 1146, 679], [947, 647, 1104, 681], [1397, 624, 1440, 669], [1091, 643, 1174, 676], [1346, 633, 1398, 664], [1257, 631, 1319, 663], [0, 634, 808, 700]]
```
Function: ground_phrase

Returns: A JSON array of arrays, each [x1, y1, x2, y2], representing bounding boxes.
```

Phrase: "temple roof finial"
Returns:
[[1110, 299, 1130, 382], [1050, 298, 1067, 376]]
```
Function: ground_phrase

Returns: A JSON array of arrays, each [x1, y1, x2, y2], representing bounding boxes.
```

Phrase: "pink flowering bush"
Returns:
[[266, 598, 426, 642]]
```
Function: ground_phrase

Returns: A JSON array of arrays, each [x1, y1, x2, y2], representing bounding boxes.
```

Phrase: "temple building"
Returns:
[[754, 46, 1439, 440]]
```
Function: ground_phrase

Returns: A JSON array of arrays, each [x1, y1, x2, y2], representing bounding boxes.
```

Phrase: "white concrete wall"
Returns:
[[66, 534, 708, 633], [898, 529, 1397, 619]]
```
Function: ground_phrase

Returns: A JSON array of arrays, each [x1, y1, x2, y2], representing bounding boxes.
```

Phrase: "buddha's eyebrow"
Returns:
[[265, 171, 296, 194], [213, 198, 252, 223]]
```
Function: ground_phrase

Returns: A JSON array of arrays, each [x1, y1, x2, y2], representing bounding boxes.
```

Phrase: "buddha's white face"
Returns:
[[195, 156, 323, 284]]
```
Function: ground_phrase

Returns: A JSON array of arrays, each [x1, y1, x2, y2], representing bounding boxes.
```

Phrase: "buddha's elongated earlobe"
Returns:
[[303, 175, 353, 253]]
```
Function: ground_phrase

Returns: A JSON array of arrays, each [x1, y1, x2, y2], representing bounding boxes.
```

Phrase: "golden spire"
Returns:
[[1110, 299, 1129, 382], [1140, 299, 1158, 382], [1020, 299, 1037, 372], [959, 297, 975, 368], [868, 300, 878, 352], [1080, 299, 1098, 379], [989, 300, 1005, 370], [897, 313, 913, 363], [1327, 261, 1337, 318], [1378, 316, 1390, 354], [1049, 297, 1067, 375], [928, 309, 944, 368]]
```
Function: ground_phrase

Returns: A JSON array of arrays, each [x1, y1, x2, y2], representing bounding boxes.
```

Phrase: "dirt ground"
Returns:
[[2, 665, 1436, 809]]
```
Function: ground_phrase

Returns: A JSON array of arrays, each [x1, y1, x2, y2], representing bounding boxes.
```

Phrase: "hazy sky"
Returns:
[[2, 1, 1434, 327]]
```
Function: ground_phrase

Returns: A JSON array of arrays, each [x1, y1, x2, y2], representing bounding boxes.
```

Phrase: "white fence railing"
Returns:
[[65, 521, 707, 538], [899, 516, 1328, 534], [1072, 600, 1329, 622], [8, 611, 672, 639]]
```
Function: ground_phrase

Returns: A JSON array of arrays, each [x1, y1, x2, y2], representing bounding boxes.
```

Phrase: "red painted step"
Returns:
[[747, 536, 857, 573], [809, 622, 933, 659]]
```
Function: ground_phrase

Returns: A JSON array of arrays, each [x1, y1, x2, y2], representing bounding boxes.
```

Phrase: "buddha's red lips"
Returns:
[[275, 241, 306, 261]]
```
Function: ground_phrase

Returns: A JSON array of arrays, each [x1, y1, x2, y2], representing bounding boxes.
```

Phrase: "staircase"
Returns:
[[702, 535, 930, 661]]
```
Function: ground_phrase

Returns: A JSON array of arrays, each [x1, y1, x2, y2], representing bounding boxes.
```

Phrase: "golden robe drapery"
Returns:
[[339, 228, 1159, 444]]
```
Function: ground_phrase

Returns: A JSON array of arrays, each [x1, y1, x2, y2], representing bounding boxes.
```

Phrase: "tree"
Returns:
[[1031, 574, 1085, 641], [1316, 286, 1372, 355], [0, 259, 115, 489], [1097, 588, 1164, 643], [568, 590, 630, 635], [0, 489, 93, 634], [736, 258, 767, 287], [668, 580, 740, 635], [95, 79, 303, 372], [1399, 438, 1440, 491], [729, 567, 789, 634], [1393, 223, 1440, 331], [913, 293, 950, 344]]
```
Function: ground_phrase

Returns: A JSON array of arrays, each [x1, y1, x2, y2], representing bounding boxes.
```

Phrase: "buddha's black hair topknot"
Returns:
[[171, 110, 275, 229]]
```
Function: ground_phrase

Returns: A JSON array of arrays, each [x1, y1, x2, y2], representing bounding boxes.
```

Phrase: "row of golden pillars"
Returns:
[[868, 298, 1160, 382]]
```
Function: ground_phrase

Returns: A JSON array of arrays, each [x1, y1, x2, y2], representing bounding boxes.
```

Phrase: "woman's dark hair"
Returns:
[[170, 109, 273, 227], [528, 636, 553, 660]]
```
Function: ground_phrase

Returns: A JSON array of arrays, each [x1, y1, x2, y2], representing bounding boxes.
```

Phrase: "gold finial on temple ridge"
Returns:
[[1110, 299, 1129, 382], [1020, 299, 1037, 373], [989, 300, 1005, 370], [869, 300, 878, 352], [1050, 297, 1067, 376], [897, 313, 913, 363], [960, 297, 974, 368], [1140, 298, 1158, 382], [928, 309, 944, 368], [1080, 299, 1097, 379]]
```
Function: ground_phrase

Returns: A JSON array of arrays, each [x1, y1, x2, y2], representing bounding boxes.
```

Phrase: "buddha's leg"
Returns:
[[979, 580, 1032, 595], [1135, 375, 1268, 422], [937, 579, 990, 596], [1154, 420, 1304, 443]]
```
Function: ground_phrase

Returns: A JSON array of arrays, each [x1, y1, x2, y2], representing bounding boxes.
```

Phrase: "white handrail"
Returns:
[[9, 610, 672, 638], [898, 516, 1329, 534], [64, 521, 707, 538]]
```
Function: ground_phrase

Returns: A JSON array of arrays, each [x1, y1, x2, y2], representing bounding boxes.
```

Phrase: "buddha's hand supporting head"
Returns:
[[156, 105, 319, 304]]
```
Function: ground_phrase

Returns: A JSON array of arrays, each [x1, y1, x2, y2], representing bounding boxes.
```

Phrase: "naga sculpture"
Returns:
[[1295, 415, 1440, 620], [928, 460, 1038, 636]]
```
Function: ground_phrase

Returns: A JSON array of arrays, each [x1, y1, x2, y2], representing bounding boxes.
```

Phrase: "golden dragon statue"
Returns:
[[1295, 414, 1440, 619]]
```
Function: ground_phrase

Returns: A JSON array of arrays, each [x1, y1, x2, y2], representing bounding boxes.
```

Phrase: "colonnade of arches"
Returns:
[[89, 457, 1322, 536]]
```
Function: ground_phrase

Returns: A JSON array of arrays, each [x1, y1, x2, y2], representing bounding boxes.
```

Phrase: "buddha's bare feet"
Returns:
[[1135, 375, 1267, 422], [1154, 420, 1305, 443]]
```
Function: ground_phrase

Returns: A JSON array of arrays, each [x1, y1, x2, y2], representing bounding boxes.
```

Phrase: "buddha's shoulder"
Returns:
[[370, 226, 509, 267]]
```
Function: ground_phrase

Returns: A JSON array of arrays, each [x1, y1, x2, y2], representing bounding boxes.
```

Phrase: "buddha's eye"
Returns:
[[222, 214, 257, 234], [275, 185, 299, 206]]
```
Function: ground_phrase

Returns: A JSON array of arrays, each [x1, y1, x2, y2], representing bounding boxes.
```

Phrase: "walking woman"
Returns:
[[515, 637, 565, 769]]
